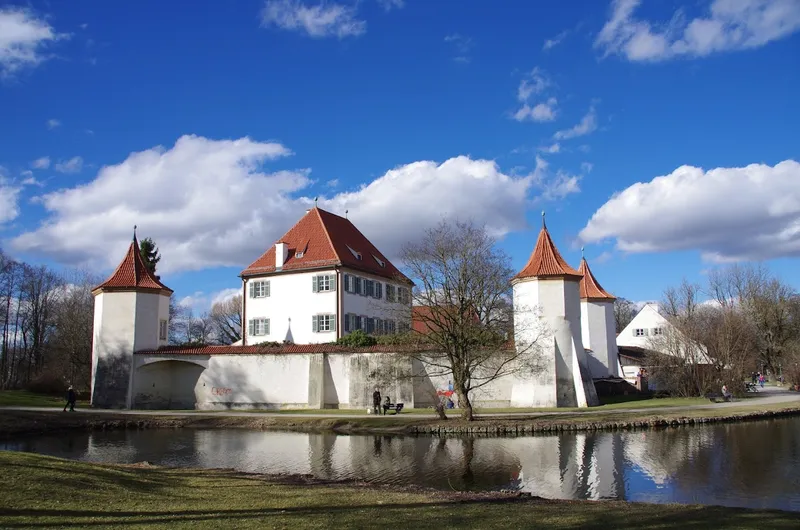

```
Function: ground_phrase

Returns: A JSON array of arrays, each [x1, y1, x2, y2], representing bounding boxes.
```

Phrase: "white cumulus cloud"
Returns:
[[579, 159, 800, 262], [0, 176, 20, 224], [260, 0, 366, 38], [596, 0, 800, 62], [554, 106, 597, 140], [54, 156, 83, 174], [31, 156, 50, 169], [0, 7, 67, 77], [11, 134, 581, 275], [46, 118, 61, 130], [514, 97, 558, 122]]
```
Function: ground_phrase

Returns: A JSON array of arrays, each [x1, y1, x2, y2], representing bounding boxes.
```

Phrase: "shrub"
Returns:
[[337, 330, 377, 348], [375, 331, 422, 346], [26, 374, 69, 395]]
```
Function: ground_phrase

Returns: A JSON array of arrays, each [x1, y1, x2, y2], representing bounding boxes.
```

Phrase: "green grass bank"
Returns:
[[1, 452, 798, 529]]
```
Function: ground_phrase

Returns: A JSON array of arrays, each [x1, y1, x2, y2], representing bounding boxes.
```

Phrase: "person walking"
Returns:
[[759, 373, 766, 389], [63, 386, 76, 412], [372, 387, 381, 415]]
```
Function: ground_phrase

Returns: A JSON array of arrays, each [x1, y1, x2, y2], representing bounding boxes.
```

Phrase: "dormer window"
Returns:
[[295, 251, 304, 258], [346, 245, 362, 260], [372, 254, 386, 268]]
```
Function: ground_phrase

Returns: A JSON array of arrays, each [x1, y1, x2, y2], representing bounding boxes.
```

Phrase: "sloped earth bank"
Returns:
[[1, 452, 799, 529], [2, 404, 800, 439]]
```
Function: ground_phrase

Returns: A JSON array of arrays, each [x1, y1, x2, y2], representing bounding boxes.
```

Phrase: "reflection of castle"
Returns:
[[91, 209, 623, 410]]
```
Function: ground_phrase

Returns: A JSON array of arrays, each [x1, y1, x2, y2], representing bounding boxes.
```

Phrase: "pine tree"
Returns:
[[139, 237, 161, 279]]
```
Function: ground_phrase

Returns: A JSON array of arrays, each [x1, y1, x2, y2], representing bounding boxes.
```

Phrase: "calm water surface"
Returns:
[[4, 417, 800, 512]]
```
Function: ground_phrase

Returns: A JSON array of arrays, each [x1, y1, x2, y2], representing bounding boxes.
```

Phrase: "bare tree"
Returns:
[[613, 297, 637, 334], [392, 220, 543, 421], [210, 294, 242, 344]]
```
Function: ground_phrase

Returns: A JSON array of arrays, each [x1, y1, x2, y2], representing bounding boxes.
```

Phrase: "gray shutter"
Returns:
[[375, 282, 382, 299], [343, 274, 350, 293], [312, 315, 319, 332], [249, 283, 255, 298], [344, 313, 350, 332], [331, 315, 337, 332], [265, 319, 270, 335], [248, 319, 254, 336], [265, 281, 271, 297], [329, 274, 336, 292], [312, 276, 319, 293]]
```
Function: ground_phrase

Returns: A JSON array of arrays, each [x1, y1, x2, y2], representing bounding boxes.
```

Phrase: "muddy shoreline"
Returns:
[[3, 406, 800, 439]]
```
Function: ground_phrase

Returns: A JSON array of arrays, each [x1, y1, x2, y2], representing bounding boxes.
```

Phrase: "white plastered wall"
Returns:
[[245, 270, 338, 345]]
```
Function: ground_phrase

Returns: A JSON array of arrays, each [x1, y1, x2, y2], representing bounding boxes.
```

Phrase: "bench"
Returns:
[[706, 392, 731, 403], [745, 382, 759, 392], [382, 403, 404, 415]]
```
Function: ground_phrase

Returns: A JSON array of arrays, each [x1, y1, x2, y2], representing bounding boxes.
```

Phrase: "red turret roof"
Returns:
[[513, 222, 582, 281], [578, 257, 616, 301], [241, 207, 412, 284], [93, 236, 173, 294]]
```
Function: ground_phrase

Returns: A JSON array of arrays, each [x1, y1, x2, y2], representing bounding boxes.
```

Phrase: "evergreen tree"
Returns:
[[139, 237, 161, 279]]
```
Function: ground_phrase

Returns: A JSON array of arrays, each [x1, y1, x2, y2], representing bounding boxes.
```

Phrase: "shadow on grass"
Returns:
[[1, 500, 799, 529]]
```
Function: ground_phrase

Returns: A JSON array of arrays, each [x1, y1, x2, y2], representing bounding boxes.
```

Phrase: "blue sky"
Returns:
[[1, 0, 799, 313]]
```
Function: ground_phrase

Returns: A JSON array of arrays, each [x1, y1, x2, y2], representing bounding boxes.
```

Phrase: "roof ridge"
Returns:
[[314, 207, 343, 265], [93, 236, 172, 293]]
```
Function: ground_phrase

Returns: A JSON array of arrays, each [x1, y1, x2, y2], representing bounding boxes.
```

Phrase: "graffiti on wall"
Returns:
[[211, 387, 232, 396]]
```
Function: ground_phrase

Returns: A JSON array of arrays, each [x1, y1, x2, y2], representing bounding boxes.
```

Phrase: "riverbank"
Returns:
[[2, 401, 800, 438], [1, 452, 797, 529]]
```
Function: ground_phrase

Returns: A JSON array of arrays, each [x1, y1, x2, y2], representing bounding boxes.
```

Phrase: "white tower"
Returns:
[[90, 231, 172, 408], [510, 213, 599, 408], [578, 253, 621, 378]]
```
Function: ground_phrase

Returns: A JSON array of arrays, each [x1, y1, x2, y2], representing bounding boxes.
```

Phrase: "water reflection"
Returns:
[[3, 417, 800, 512]]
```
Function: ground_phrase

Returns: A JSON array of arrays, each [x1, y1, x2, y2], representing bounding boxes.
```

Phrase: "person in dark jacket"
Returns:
[[63, 386, 76, 412], [372, 388, 381, 415]]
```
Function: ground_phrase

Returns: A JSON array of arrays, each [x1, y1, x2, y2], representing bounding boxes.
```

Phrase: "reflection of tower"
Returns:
[[511, 213, 599, 407], [511, 432, 624, 501], [578, 256, 621, 378]]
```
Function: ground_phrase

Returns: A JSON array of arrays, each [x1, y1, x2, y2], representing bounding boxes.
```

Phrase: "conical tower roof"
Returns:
[[92, 233, 172, 295], [513, 214, 582, 281], [578, 256, 615, 301]]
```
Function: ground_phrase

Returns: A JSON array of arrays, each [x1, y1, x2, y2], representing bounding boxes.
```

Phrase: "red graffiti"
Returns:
[[211, 387, 232, 396]]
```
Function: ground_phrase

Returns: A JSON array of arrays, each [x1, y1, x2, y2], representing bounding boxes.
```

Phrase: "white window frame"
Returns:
[[373, 281, 383, 300], [364, 279, 375, 298], [634, 328, 647, 337], [250, 280, 270, 298], [159, 319, 168, 341], [313, 314, 336, 333], [652, 327, 664, 336], [313, 274, 336, 293], [249, 318, 270, 336], [386, 284, 396, 303]]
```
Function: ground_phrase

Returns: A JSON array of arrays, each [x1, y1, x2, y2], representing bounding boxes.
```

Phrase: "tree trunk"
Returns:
[[455, 385, 474, 421]]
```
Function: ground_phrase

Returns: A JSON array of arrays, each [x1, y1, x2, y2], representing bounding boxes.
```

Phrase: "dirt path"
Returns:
[[2, 385, 797, 419]]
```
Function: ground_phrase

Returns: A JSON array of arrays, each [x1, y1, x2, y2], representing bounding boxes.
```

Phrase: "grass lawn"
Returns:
[[1, 452, 798, 529], [0, 390, 88, 408]]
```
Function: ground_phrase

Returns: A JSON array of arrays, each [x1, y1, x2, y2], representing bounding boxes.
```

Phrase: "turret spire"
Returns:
[[133, 225, 137, 242]]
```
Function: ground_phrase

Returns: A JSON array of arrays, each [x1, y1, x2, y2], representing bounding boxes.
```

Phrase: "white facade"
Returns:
[[243, 265, 411, 346], [91, 290, 170, 408], [616, 303, 671, 349], [511, 277, 599, 408], [580, 300, 621, 378]]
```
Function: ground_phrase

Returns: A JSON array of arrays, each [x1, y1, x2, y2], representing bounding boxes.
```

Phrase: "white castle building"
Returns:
[[90, 207, 623, 410]]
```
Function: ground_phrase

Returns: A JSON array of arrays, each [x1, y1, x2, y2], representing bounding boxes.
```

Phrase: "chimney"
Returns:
[[275, 242, 289, 269]]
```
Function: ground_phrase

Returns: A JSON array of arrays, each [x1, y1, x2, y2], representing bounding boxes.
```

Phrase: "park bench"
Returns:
[[382, 402, 404, 415], [706, 392, 731, 403], [745, 382, 759, 392]]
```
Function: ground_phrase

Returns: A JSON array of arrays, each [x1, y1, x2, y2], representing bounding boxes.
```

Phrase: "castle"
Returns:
[[90, 207, 621, 410]]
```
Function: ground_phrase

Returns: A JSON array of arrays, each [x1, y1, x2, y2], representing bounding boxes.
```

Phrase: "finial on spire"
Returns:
[[133, 225, 137, 241], [581, 246, 585, 258], [345, 209, 349, 219], [541, 210, 546, 229], [314, 197, 318, 207]]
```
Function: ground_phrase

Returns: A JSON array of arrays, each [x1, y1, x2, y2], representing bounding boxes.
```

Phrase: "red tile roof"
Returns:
[[578, 258, 616, 301], [513, 225, 582, 281], [241, 207, 411, 283], [93, 236, 173, 294]]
